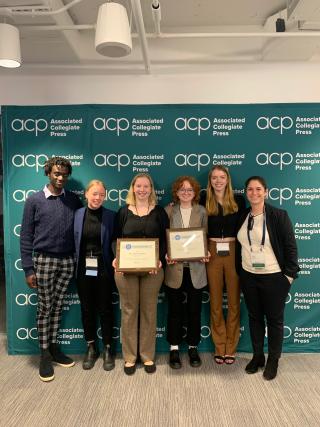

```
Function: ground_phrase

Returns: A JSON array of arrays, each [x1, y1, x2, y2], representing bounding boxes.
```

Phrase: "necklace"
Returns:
[[135, 204, 150, 217]]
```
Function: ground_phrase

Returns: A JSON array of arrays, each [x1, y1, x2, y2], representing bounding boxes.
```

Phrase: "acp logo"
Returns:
[[268, 187, 293, 205], [256, 152, 293, 170], [175, 117, 211, 136], [14, 224, 21, 237], [265, 325, 292, 339], [13, 189, 37, 202], [93, 117, 130, 136], [16, 293, 38, 306], [15, 258, 23, 271], [182, 325, 211, 339], [256, 116, 293, 134], [202, 291, 210, 304], [16, 327, 38, 340], [11, 119, 48, 136], [105, 189, 128, 206], [175, 153, 211, 171], [12, 154, 49, 173], [111, 291, 119, 305], [286, 293, 292, 304], [97, 326, 121, 340], [200, 325, 211, 339], [94, 154, 130, 171]]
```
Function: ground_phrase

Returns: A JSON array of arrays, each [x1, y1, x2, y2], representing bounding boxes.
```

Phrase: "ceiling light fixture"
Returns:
[[95, 2, 132, 58], [0, 23, 21, 68]]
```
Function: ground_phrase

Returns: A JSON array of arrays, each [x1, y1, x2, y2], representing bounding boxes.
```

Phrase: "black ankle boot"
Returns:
[[263, 356, 279, 380], [245, 354, 265, 374], [82, 343, 99, 370], [103, 345, 115, 371]]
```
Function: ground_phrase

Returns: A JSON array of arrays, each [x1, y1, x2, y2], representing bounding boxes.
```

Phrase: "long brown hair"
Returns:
[[206, 165, 238, 216]]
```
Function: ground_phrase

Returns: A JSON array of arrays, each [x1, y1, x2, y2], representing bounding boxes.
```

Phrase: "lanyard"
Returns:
[[247, 211, 266, 249]]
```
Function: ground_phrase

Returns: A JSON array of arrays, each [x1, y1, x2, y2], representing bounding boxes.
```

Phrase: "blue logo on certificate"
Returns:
[[126, 244, 132, 250], [175, 235, 181, 240]]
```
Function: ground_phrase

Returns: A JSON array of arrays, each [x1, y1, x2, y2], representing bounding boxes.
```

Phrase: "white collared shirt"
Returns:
[[43, 185, 65, 199]]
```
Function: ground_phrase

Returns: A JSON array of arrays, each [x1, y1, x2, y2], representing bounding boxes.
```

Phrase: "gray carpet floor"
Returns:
[[0, 333, 320, 427]]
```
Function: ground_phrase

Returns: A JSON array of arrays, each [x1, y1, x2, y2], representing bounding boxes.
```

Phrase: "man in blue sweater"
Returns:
[[20, 156, 82, 382]]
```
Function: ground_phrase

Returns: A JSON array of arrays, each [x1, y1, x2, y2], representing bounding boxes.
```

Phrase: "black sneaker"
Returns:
[[169, 350, 182, 369], [39, 349, 54, 382], [188, 347, 202, 368], [245, 354, 265, 374], [49, 343, 75, 368]]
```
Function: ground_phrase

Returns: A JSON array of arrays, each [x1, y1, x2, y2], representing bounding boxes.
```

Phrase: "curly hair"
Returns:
[[172, 176, 200, 204], [44, 156, 72, 176]]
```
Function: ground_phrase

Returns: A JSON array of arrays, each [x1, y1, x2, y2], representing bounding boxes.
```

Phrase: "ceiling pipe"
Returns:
[[0, 0, 85, 16], [152, 31, 320, 38], [17, 25, 320, 38], [151, 1, 161, 35], [18, 25, 95, 31], [130, 0, 150, 73]]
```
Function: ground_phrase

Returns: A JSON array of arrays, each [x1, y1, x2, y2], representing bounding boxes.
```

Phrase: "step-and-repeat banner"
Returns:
[[2, 104, 320, 354]]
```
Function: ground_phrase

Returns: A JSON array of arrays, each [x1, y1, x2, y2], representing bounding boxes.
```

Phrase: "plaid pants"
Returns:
[[34, 253, 74, 350]]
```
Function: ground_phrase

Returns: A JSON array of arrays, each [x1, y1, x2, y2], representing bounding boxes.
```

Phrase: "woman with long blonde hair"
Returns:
[[205, 165, 245, 365], [112, 173, 169, 375]]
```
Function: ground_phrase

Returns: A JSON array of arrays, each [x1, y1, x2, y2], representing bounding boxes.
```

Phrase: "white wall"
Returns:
[[0, 62, 320, 105]]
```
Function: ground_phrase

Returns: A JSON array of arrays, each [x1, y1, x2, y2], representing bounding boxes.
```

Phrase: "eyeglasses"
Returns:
[[248, 215, 254, 231], [179, 188, 194, 194]]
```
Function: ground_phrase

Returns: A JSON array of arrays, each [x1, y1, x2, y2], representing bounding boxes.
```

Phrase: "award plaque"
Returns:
[[166, 227, 207, 261], [116, 238, 159, 272]]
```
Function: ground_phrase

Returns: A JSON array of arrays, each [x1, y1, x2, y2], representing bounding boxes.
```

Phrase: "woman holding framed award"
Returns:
[[204, 165, 245, 365], [236, 176, 299, 380], [165, 176, 209, 370], [74, 180, 116, 371], [112, 173, 169, 375]]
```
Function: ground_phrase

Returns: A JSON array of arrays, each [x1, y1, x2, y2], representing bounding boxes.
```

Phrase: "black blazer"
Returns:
[[236, 203, 300, 279]]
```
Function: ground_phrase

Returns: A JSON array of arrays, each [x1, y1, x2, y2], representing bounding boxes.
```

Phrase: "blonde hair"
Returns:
[[85, 179, 106, 193], [126, 173, 157, 206], [206, 165, 238, 216]]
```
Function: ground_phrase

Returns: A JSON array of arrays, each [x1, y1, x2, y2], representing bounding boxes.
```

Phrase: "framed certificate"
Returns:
[[166, 227, 207, 261], [116, 238, 159, 272]]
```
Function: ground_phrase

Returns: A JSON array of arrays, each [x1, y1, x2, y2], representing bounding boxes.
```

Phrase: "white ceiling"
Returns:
[[1, 0, 320, 74]]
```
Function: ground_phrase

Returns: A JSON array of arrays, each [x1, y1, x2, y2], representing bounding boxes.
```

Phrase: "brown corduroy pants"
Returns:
[[115, 269, 164, 364], [206, 241, 240, 356]]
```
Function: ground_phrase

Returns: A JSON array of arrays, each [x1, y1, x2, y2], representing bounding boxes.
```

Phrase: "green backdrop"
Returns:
[[2, 104, 320, 354]]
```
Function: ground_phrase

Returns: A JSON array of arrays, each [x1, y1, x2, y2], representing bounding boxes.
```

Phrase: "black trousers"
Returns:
[[166, 268, 203, 346], [240, 270, 291, 359], [77, 262, 113, 346]]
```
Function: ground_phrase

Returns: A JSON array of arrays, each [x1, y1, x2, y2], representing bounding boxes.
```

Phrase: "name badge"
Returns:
[[216, 242, 230, 256], [250, 251, 265, 270], [85, 256, 98, 277]]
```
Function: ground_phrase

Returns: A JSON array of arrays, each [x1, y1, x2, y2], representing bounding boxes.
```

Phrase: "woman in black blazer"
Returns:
[[236, 176, 299, 380], [74, 180, 115, 371]]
